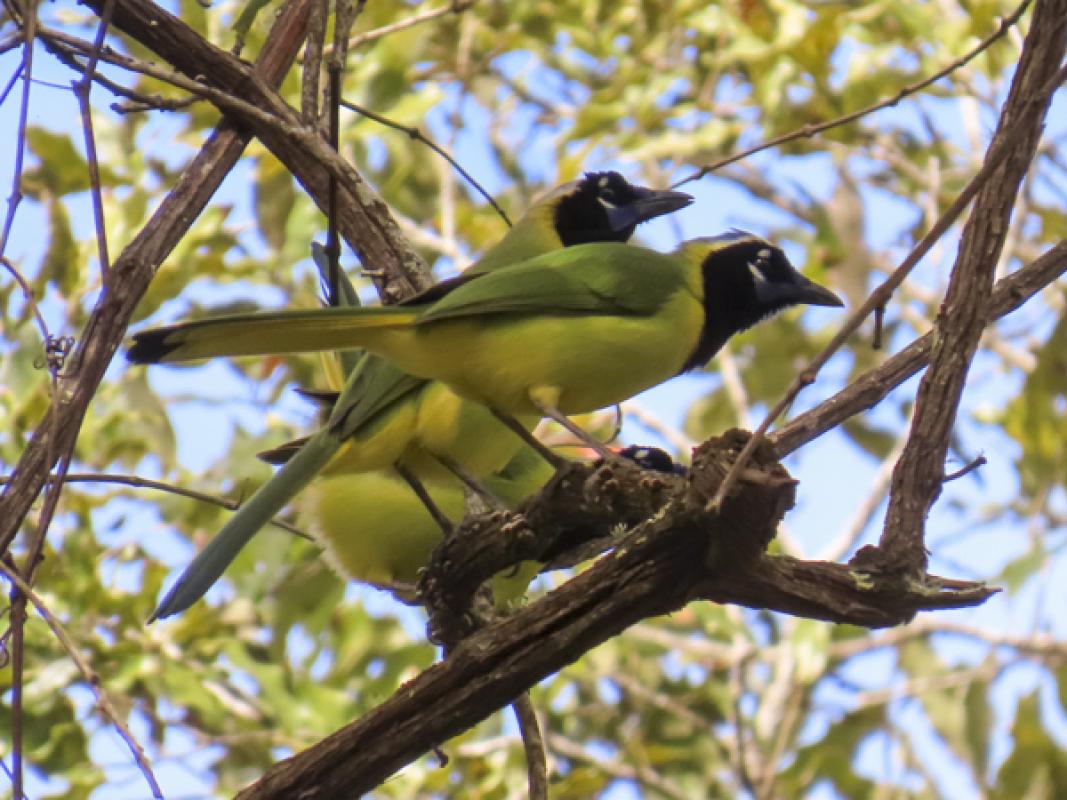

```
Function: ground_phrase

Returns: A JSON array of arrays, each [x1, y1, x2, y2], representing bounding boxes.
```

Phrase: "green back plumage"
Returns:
[[417, 243, 687, 324]]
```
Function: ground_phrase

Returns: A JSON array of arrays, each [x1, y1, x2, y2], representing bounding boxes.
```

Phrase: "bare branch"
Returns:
[[674, 0, 1033, 187], [342, 98, 511, 225], [3, 6, 44, 794], [0, 0, 34, 261], [512, 694, 548, 800], [875, 8, 1067, 574], [943, 456, 988, 483], [301, 0, 326, 122], [334, 0, 475, 54], [772, 240, 1067, 457], [0, 471, 311, 539], [71, 0, 114, 282], [234, 434, 994, 799], [79, 0, 433, 302]]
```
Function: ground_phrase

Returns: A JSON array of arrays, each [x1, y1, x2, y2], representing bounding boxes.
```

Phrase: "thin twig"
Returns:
[[943, 455, 987, 483], [620, 402, 696, 455], [341, 98, 511, 224], [545, 732, 692, 800], [611, 668, 734, 763], [0, 561, 165, 799], [322, 0, 351, 307], [323, 0, 366, 129], [0, 51, 24, 107], [38, 15, 429, 301], [333, 0, 474, 54], [0, 32, 23, 56], [0, 472, 312, 540], [111, 92, 198, 114], [72, 0, 114, 281], [728, 657, 757, 797], [0, 256, 52, 346], [325, 60, 341, 304], [9, 557, 26, 800], [850, 661, 1001, 709], [0, 756, 23, 800], [771, 240, 1067, 458], [706, 105, 1024, 513], [716, 343, 755, 429], [33, 24, 308, 139], [756, 681, 804, 800], [5, 6, 41, 795], [37, 34, 196, 112], [673, 0, 1032, 188], [878, 35, 1067, 571], [831, 617, 1067, 661], [0, 0, 35, 261], [512, 694, 548, 800]]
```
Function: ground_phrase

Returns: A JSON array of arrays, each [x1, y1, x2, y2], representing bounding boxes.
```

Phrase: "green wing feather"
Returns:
[[150, 429, 341, 620], [327, 357, 426, 440]]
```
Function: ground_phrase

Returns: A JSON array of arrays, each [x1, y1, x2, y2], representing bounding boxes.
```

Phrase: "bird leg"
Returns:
[[530, 399, 615, 461], [490, 410, 569, 470], [394, 463, 453, 533], [432, 454, 507, 511]]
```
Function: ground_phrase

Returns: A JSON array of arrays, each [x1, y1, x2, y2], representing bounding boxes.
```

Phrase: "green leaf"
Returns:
[[996, 539, 1048, 595], [42, 195, 79, 295], [24, 127, 90, 196], [992, 692, 1067, 799], [254, 155, 297, 251]]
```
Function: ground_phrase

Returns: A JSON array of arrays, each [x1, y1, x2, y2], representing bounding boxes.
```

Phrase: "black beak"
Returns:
[[754, 270, 845, 310], [792, 275, 844, 308], [606, 188, 693, 232]]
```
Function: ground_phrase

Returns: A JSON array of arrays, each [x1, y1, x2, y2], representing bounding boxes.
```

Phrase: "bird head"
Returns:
[[551, 171, 693, 245], [682, 231, 843, 371]]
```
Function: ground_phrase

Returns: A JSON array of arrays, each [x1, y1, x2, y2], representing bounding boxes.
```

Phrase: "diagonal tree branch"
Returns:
[[771, 240, 1067, 457], [0, 0, 313, 552], [234, 432, 995, 799], [872, 0, 1067, 574], [78, 0, 433, 302]]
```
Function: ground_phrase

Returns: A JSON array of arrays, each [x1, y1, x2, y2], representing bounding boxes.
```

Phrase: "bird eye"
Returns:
[[757, 248, 771, 260]]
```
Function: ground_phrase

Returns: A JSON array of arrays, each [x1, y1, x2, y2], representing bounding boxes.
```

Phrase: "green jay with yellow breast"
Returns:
[[130, 233, 843, 420]]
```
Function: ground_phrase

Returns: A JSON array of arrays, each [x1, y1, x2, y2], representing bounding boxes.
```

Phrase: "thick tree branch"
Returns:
[[874, 0, 1067, 574], [236, 432, 993, 799], [0, 1, 312, 552], [78, 0, 432, 302]]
